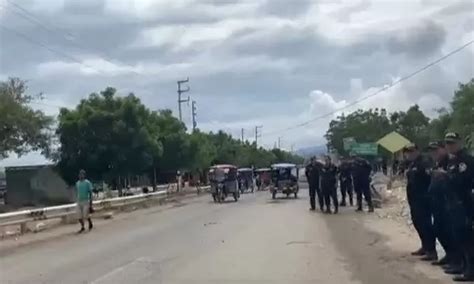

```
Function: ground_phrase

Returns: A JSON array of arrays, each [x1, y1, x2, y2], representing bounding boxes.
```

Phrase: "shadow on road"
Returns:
[[266, 196, 298, 204]]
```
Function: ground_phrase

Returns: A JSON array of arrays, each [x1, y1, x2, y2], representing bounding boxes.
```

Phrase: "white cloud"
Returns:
[[306, 0, 440, 45], [37, 58, 141, 76], [134, 16, 294, 50], [1, 0, 473, 166]]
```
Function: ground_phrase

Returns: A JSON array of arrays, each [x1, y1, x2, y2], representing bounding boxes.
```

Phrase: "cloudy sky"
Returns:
[[0, 0, 473, 166]]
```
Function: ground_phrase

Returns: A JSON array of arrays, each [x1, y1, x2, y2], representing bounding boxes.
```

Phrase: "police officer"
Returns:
[[338, 158, 354, 207], [443, 132, 474, 282], [306, 157, 322, 211], [427, 141, 454, 266], [404, 143, 437, 261], [321, 156, 338, 214], [352, 156, 374, 212]]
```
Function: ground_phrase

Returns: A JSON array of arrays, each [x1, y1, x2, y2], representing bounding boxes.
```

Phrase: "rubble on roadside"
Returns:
[[371, 174, 412, 226]]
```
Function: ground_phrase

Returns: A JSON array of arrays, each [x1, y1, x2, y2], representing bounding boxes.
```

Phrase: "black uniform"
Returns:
[[446, 150, 474, 278], [306, 162, 322, 210], [428, 154, 453, 264], [352, 157, 374, 211], [406, 155, 436, 256], [321, 163, 338, 213], [338, 161, 353, 206]]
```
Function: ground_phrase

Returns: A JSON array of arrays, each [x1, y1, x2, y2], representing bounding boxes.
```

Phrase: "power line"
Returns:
[[265, 39, 474, 137], [1, 1, 143, 76], [0, 1, 74, 39], [0, 24, 110, 76]]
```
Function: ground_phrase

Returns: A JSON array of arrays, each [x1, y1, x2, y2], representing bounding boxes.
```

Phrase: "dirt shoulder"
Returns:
[[321, 177, 451, 284]]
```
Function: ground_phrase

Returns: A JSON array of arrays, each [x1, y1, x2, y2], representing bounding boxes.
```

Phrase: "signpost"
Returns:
[[350, 143, 378, 156]]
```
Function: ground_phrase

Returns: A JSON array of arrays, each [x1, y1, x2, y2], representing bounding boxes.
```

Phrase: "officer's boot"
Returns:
[[432, 254, 450, 266], [453, 251, 474, 281], [444, 256, 465, 275], [421, 251, 438, 261], [411, 248, 426, 256]]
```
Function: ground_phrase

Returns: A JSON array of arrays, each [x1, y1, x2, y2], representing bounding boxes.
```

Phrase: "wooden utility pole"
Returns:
[[255, 126, 262, 147], [192, 100, 197, 131], [177, 78, 190, 121]]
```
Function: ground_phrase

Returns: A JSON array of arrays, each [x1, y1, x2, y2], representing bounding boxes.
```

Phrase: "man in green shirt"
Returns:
[[76, 169, 93, 233]]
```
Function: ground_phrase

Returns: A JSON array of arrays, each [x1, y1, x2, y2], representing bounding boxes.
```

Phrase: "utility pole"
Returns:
[[192, 100, 197, 132], [278, 137, 281, 149], [254, 126, 263, 148], [177, 78, 190, 122], [241, 128, 244, 142]]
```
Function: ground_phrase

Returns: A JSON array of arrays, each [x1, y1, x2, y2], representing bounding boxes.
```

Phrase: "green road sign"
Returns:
[[343, 137, 356, 151], [350, 143, 378, 156]]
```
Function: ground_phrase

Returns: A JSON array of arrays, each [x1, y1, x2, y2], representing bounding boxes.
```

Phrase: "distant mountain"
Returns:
[[296, 145, 327, 158]]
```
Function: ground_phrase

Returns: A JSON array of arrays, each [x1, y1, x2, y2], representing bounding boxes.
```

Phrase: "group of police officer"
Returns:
[[404, 132, 474, 282], [305, 154, 374, 215], [304, 131, 474, 281]]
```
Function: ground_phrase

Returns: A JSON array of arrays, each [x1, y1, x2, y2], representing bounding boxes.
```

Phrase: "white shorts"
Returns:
[[76, 201, 90, 219]]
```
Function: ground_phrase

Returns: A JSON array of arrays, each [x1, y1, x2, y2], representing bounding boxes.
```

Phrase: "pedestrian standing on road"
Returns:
[[76, 169, 93, 233], [427, 141, 455, 267], [443, 132, 474, 282], [321, 156, 338, 214], [338, 158, 354, 207], [404, 144, 437, 261], [352, 156, 374, 213], [306, 157, 323, 211]]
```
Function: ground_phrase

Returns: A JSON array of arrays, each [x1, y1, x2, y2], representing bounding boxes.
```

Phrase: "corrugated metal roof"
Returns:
[[377, 131, 411, 153], [5, 164, 54, 172], [271, 163, 296, 168]]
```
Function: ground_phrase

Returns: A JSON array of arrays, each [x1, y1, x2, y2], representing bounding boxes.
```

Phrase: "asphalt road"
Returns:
[[0, 185, 446, 284]]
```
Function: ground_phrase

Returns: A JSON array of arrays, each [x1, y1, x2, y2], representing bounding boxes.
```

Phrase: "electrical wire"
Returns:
[[264, 39, 474, 137], [1, 0, 143, 76], [0, 24, 110, 76]]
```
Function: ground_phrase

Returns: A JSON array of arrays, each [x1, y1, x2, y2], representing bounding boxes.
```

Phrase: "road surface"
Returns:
[[1, 186, 447, 284]]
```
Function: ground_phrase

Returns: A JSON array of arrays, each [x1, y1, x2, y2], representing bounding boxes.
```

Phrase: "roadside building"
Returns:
[[0, 170, 6, 199], [5, 165, 74, 208]]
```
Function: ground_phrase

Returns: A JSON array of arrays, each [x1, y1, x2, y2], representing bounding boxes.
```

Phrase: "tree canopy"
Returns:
[[0, 78, 53, 159], [55, 87, 163, 183], [325, 78, 474, 156], [53, 87, 303, 184]]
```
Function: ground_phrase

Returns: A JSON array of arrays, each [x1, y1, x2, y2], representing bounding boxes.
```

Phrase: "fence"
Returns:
[[0, 184, 210, 234]]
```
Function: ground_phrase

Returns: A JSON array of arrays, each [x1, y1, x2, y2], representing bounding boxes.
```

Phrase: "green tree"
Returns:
[[449, 79, 474, 139], [390, 105, 430, 147], [187, 130, 216, 173], [55, 87, 162, 184], [427, 108, 451, 141], [153, 110, 190, 173], [0, 78, 53, 158], [325, 108, 392, 155]]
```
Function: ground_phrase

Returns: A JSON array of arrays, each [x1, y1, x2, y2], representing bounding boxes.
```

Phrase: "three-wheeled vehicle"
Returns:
[[255, 168, 272, 191], [209, 164, 240, 202], [270, 163, 299, 199], [237, 168, 255, 193]]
